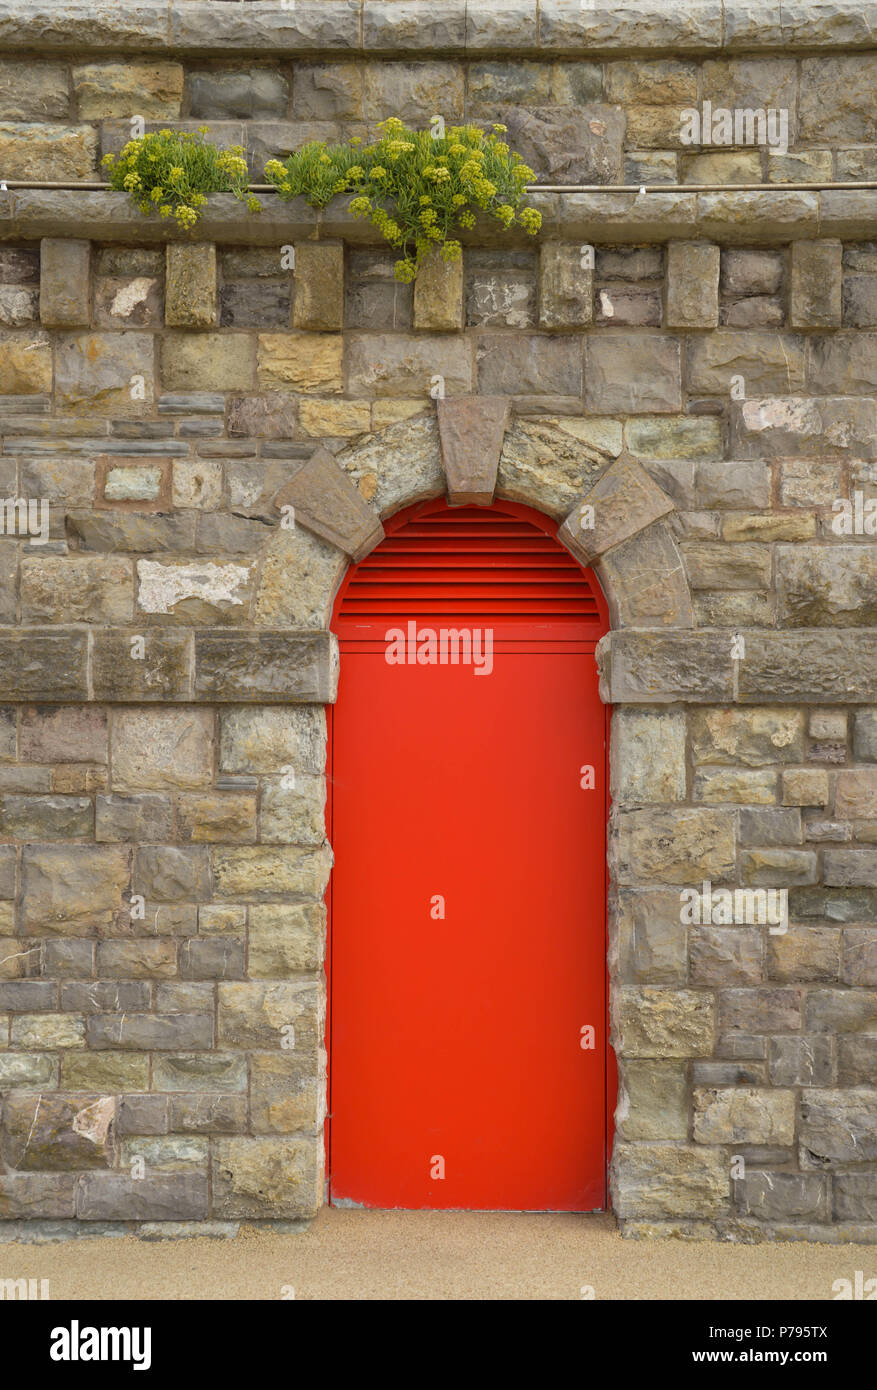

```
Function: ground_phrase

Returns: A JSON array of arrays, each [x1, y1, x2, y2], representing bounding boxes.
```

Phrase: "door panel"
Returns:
[[329, 639, 607, 1211]]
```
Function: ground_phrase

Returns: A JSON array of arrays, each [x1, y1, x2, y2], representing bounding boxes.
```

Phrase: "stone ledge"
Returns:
[[2, 1, 877, 56], [0, 628, 337, 703], [599, 629, 877, 704], [6, 188, 877, 247]]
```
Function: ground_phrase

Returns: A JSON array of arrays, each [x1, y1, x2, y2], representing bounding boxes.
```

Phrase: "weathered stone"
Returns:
[[719, 988, 802, 1034], [837, 1036, 877, 1086], [111, 710, 214, 792], [597, 521, 695, 629], [690, 927, 763, 986], [609, 710, 686, 804], [60, 1053, 149, 1092], [1, 1094, 115, 1171], [0, 1174, 75, 1220], [769, 1036, 835, 1087], [0, 794, 92, 840], [625, 415, 722, 460], [615, 987, 715, 1058], [272, 446, 383, 562], [257, 333, 342, 392], [55, 332, 154, 415], [253, 527, 345, 629], [617, 1061, 688, 1140], [87, 1013, 213, 1051], [39, 239, 90, 328], [436, 395, 508, 506], [735, 1171, 829, 1222], [212, 1137, 322, 1219], [688, 331, 804, 396], [799, 1089, 877, 1166], [413, 252, 464, 332], [213, 847, 332, 903], [77, 1174, 207, 1222], [600, 630, 733, 703], [539, 243, 593, 330], [164, 244, 217, 329], [0, 330, 52, 394], [611, 1143, 729, 1220], [194, 631, 337, 704], [559, 449, 674, 564], [135, 844, 210, 902], [92, 630, 192, 702], [152, 1054, 246, 1093], [790, 241, 843, 328], [585, 335, 681, 414], [20, 845, 130, 936], [220, 706, 324, 776], [21, 556, 133, 624], [250, 1052, 324, 1133], [777, 546, 877, 627], [691, 709, 804, 767], [482, 103, 624, 184], [226, 393, 298, 439], [693, 1087, 795, 1146], [168, 1093, 247, 1134], [260, 775, 326, 846], [338, 415, 443, 517], [615, 807, 736, 884], [248, 903, 325, 977], [189, 69, 289, 121], [162, 333, 254, 392], [614, 888, 689, 985], [292, 242, 344, 332], [347, 334, 472, 398], [72, 61, 183, 119], [768, 926, 840, 984], [665, 242, 720, 328], [0, 122, 97, 180]]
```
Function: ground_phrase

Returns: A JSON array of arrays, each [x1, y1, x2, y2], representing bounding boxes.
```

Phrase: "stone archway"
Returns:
[[257, 401, 698, 1227]]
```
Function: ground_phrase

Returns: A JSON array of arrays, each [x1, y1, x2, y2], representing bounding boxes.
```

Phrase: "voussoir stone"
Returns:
[[273, 446, 384, 562], [558, 449, 675, 564], [436, 395, 509, 505]]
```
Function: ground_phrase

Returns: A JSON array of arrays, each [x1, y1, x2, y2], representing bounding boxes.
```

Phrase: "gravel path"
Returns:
[[3, 1209, 873, 1300]]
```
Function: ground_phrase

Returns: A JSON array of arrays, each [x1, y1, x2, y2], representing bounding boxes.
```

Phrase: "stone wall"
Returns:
[[1, 0, 877, 1243]]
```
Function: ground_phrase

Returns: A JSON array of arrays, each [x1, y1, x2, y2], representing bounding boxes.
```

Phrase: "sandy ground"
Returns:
[[2, 1209, 874, 1299]]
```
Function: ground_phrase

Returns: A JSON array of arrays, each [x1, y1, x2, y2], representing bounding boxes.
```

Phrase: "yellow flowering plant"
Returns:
[[103, 128, 261, 229], [264, 118, 541, 281]]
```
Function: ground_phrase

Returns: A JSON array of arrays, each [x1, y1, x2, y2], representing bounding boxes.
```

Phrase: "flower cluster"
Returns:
[[104, 128, 260, 228], [264, 117, 542, 281]]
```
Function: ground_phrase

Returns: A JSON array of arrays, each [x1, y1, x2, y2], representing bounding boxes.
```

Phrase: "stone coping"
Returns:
[[3, 0, 877, 56], [4, 188, 877, 245]]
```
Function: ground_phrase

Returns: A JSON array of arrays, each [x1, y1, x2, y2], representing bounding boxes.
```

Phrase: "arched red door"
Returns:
[[327, 499, 611, 1211]]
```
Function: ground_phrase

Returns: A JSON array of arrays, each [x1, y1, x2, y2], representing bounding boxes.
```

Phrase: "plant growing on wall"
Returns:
[[103, 128, 261, 229], [264, 117, 542, 282]]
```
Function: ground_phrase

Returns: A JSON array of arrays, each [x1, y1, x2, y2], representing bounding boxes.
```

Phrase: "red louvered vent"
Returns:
[[336, 501, 603, 629]]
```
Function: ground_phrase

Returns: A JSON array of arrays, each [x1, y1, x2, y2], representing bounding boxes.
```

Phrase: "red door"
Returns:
[[328, 501, 610, 1211]]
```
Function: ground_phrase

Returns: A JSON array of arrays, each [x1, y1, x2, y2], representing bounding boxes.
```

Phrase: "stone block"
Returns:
[[665, 242, 719, 329], [273, 446, 383, 562], [609, 709, 686, 804], [257, 333, 342, 392], [194, 632, 338, 704], [799, 1089, 877, 1166], [76, 1174, 207, 1222], [413, 251, 464, 332], [212, 1137, 322, 1219], [292, 242, 344, 332], [161, 334, 255, 393], [20, 845, 130, 936], [111, 710, 214, 792], [559, 449, 674, 564], [436, 395, 509, 505], [585, 334, 681, 414], [1, 1094, 115, 1171], [165, 244, 217, 329], [538, 243, 593, 330], [615, 987, 715, 1058], [611, 1142, 729, 1220], [39, 239, 90, 328], [72, 61, 183, 120], [614, 807, 736, 884], [693, 1087, 796, 1145], [248, 903, 325, 977], [790, 241, 843, 329], [0, 330, 52, 394]]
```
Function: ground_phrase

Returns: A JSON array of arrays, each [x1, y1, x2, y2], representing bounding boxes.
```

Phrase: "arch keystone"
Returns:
[[557, 449, 676, 565], [273, 445, 384, 563], [437, 395, 509, 505]]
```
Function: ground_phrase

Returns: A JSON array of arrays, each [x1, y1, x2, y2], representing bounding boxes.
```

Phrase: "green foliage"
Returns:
[[103, 127, 261, 229], [264, 117, 542, 281]]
